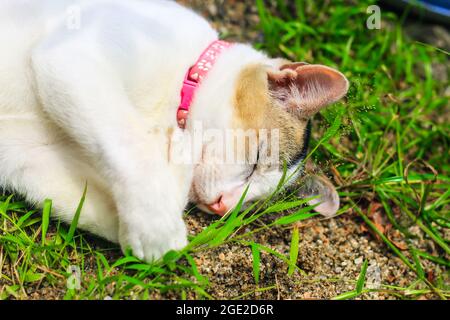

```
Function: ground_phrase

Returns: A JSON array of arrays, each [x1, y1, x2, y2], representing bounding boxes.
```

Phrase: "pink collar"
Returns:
[[177, 40, 233, 129]]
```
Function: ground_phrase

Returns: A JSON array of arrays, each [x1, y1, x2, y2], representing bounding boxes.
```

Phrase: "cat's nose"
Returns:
[[206, 196, 228, 216]]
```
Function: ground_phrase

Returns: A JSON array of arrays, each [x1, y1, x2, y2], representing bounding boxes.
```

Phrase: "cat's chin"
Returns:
[[196, 201, 253, 217], [196, 203, 227, 217]]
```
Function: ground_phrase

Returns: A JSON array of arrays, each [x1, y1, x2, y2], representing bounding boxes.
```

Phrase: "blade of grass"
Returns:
[[41, 199, 52, 245], [251, 243, 261, 285], [356, 259, 368, 294], [66, 183, 87, 244], [351, 200, 446, 299], [288, 226, 300, 277]]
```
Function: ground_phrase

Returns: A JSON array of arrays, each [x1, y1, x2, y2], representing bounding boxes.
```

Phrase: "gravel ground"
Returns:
[[183, 209, 447, 299], [177, 0, 262, 42]]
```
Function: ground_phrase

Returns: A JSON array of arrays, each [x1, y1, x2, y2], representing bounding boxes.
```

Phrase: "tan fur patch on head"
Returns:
[[232, 64, 270, 130], [233, 64, 309, 166]]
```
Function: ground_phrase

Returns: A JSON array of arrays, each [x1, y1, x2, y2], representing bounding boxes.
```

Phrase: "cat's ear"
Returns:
[[268, 63, 349, 118], [298, 174, 340, 217]]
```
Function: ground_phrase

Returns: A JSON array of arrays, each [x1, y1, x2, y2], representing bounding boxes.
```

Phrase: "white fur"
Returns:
[[0, 0, 340, 262], [0, 0, 285, 262]]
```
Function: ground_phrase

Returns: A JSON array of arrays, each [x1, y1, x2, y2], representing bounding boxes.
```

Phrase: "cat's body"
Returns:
[[0, 0, 348, 262]]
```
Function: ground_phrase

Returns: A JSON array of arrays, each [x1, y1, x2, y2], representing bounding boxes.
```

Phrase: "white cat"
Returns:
[[0, 0, 348, 262]]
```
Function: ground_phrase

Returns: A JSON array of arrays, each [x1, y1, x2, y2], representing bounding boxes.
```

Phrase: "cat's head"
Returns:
[[187, 44, 348, 217]]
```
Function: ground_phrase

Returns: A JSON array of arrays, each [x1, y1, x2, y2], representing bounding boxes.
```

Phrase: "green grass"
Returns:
[[1, 0, 449, 300]]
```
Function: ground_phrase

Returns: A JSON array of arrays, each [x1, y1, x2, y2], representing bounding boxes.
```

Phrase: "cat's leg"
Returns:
[[31, 35, 189, 262], [0, 118, 119, 242]]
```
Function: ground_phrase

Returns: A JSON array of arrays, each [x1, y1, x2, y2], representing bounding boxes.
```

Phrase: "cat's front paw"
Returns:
[[118, 214, 187, 263]]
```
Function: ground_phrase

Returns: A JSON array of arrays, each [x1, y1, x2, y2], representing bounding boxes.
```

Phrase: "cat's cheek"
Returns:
[[196, 203, 217, 216], [221, 190, 244, 210]]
